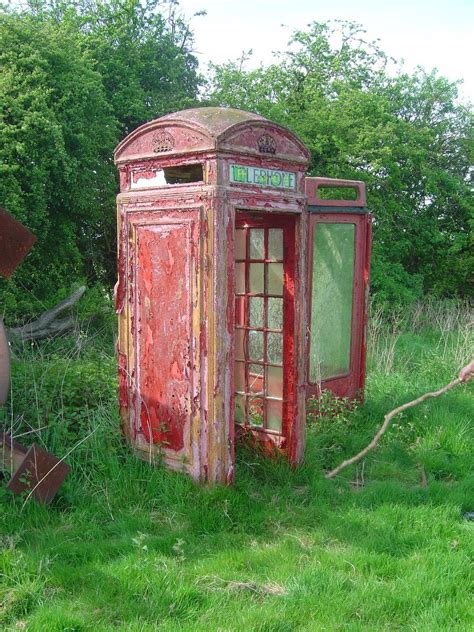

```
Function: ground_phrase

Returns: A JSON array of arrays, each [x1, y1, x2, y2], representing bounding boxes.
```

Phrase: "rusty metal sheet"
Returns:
[[0, 433, 27, 472], [0, 207, 37, 278], [0, 321, 9, 406], [1, 435, 70, 504]]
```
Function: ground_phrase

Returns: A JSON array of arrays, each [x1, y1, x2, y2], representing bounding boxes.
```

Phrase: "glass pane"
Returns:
[[249, 363, 264, 394], [249, 263, 264, 293], [235, 393, 246, 424], [249, 297, 264, 328], [266, 399, 282, 432], [249, 330, 264, 361], [235, 328, 245, 360], [309, 223, 355, 382], [267, 366, 283, 399], [235, 361, 245, 393], [267, 263, 283, 295], [248, 397, 264, 427], [267, 332, 282, 365], [235, 229, 246, 260], [249, 228, 264, 259], [267, 297, 283, 330], [268, 229, 283, 260], [235, 262, 245, 294]]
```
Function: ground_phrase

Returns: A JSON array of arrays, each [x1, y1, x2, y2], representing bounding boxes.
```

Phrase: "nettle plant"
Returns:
[[307, 390, 359, 426]]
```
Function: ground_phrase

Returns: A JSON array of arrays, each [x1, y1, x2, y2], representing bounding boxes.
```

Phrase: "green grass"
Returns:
[[0, 302, 473, 631]]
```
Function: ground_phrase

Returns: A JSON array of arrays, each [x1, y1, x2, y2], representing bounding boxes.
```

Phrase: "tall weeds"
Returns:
[[0, 313, 118, 480], [368, 298, 473, 375]]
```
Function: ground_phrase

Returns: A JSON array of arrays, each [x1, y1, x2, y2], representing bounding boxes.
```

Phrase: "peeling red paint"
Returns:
[[115, 209, 127, 314], [134, 217, 199, 452], [226, 218, 234, 336], [132, 169, 157, 182]]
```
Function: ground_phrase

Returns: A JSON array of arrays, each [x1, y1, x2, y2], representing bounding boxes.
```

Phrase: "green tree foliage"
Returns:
[[1, 13, 471, 316], [0, 10, 117, 316], [0, 1, 200, 319], [33, 0, 201, 135], [207, 22, 473, 302]]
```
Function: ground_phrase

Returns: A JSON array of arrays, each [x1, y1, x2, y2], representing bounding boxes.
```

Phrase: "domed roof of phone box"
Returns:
[[114, 107, 310, 165]]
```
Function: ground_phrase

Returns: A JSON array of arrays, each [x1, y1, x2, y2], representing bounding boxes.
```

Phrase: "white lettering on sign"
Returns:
[[229, 164, 296, 190], [130, 169, 166, 189]]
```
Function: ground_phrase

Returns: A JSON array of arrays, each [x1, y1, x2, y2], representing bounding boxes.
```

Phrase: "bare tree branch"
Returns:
[[325, 377, 463, 480]]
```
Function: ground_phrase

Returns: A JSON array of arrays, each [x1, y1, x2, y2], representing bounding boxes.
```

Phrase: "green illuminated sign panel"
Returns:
[[230, 164, 296, 190]]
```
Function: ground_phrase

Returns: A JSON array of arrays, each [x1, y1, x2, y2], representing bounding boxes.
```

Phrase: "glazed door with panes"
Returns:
[[234, 212, 296, 458], [307, 213, 370, 399]]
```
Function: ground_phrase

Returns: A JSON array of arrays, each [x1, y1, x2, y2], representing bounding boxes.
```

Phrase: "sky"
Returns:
[[179, 0, 474, 103]]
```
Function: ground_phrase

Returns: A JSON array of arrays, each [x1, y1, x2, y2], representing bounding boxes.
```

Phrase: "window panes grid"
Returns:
[[234, 226, 285, 433]]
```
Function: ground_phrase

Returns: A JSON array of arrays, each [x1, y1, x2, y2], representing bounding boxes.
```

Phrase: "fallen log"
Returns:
[[7, 286, 86, 342]]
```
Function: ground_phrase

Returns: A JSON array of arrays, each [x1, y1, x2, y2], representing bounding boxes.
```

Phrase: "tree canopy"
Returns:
[[0, 0, 200, 317], [0, 9, 472, 318], [207, 21, 473, 302]]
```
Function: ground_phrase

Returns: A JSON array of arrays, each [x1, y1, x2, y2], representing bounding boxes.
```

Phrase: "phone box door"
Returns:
[[305, 178, 372, 401], [119, 206, 205, 478], [234, 211, 304, 466]]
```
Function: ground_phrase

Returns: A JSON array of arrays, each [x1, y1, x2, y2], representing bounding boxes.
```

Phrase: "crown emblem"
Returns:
[[257, 134, 277, 154], [152, 131, 175, 153]]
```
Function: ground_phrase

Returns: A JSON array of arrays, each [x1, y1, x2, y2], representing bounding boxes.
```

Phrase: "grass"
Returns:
[[0, 300, 473, 631]]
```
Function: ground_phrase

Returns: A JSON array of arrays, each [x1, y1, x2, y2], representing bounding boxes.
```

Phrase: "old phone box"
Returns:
[[115, 108, 371, 483]]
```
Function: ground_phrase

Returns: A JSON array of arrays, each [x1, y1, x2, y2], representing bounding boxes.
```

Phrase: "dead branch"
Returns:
[[325, 377, 463, 480], [7, 286, 86, 341]]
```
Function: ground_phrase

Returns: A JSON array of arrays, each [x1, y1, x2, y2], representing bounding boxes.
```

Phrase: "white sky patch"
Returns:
[[180, 0, 474, 103]]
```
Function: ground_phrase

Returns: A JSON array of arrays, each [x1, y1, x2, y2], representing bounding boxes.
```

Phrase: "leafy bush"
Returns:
[[0, 0, 200, 320]]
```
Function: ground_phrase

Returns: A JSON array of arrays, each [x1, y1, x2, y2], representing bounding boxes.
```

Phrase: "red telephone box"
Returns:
[[114, 107, 371, 484], [115, 108, 310, 484]]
